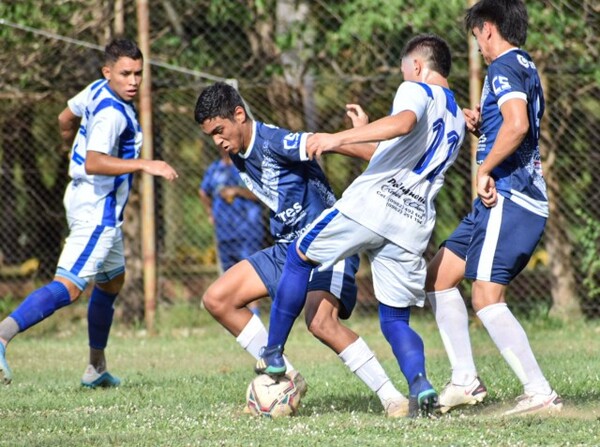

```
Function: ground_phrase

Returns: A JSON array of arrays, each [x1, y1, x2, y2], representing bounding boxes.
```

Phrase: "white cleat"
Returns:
[[439, 376, 487, 414], [383, 395, 410, 418], [503, 390, 563, 416]]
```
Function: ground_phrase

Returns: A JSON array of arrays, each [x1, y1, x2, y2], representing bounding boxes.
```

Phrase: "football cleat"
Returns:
[[383, 395, 410, 418], [81, 364, 121, 388], [503, 389, 563, 416], [0, 343, 12, 384], [439, 376, 488, 414], [254, 345, 286, 377], [408, 374, 439, 417], [287, 370, 308, 397]]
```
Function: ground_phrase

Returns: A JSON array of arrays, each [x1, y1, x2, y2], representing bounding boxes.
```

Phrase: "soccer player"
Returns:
[[199, 147, 266, 316], [256, 34, 465, 417], [0, 39, 178, 387], [194, 82, 411, 417], [426, 0, 563, 416]]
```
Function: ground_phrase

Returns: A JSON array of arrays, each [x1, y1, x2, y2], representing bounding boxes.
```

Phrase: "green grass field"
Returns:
[[1, 302, 599, 446]]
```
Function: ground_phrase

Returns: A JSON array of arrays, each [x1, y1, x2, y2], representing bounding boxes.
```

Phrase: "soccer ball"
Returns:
[[246, 374, 301, 418]]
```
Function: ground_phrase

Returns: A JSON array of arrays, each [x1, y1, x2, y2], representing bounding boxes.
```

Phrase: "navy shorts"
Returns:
[[443, 196, 546, 285], [247, 242, 359, 319], [217, 238, 264, 271]]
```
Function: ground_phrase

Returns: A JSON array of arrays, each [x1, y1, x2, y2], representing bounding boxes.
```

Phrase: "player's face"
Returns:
[[201, 107, 248, 155], [103, 56, 143, 102], [472, 25, 492, 65]]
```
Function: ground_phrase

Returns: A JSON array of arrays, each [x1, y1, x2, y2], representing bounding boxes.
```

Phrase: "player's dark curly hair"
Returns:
[[194, 82, 248, 124], [402, 34, 452, 78], [465, 0, 528, 46], [104, 39, 143, 65]]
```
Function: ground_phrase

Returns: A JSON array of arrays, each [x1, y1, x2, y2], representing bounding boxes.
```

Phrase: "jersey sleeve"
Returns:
[[391, 82, 429, 121], [67, 87, 90, 117], [270, 127, 311, 164], [200, 162, 216, 195], [86, 106, 127, 156], [488, 58, 528, 108]]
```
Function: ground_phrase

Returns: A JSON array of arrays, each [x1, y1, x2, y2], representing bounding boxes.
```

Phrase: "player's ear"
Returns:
[[102, 65, 111, 81], [234, 106, 247, 124]]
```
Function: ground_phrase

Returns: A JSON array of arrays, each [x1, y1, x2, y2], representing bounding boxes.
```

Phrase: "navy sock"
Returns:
[[88, 286, 118, 349], [267, 243, 313, 348], [378, 303, 430, 396], [10, 281, 71, 331]]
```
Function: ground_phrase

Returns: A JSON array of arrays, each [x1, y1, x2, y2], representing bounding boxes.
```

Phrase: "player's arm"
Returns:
[[307, 110, 417, 160], [85, 151, 179, 181], [198, 188, 214, 225], [477, 98, 529, 207], [58, 107, 81, 152]]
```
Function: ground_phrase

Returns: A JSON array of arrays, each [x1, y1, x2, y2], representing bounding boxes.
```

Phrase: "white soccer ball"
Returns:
[[246, 374, 301, 418]]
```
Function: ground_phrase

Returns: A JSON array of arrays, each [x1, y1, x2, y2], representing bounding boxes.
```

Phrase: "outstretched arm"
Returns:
[[307, 109, 417, 160], [85, 151, 179, 181]]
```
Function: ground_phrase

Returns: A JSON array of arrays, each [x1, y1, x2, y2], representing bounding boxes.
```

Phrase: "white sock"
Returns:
[[339, 337, 403, 403], [235, 314, 294, 371], [477, 303, 551, 395], [428, 288, 477, 385]]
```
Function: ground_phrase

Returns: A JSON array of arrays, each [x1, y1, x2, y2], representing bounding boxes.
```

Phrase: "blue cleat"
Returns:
[[81, 364, 121, 388], [254, 344, 286, 377], [0, 343, 12, 384], [408, 374, 439, 418]]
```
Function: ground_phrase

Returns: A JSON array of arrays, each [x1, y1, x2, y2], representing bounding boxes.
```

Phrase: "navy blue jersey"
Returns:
[[230, 122, 336, 243], [478, 49, 548, 216]]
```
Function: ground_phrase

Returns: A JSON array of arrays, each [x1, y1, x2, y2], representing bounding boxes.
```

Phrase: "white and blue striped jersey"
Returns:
[[478, 48, 547, 217], [335, 81, 465, 255], [231, 121, 336, 243], [64, 79, 142, 227]]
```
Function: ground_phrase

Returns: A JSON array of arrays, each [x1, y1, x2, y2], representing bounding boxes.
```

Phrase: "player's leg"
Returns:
[[426, 210, 486, 413], [305, 289, 409, 417], [370, 243, 437, 417], [469, 197, 561, 415], [0, 276, 80, 384], [203, 247, 297, 374], [257, 209, 363, 375]]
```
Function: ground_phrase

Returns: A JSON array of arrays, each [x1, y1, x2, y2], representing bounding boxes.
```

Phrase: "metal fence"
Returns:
[[0, 1, 598, 323]]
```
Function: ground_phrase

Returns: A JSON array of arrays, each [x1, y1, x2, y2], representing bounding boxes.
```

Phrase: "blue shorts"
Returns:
[[443, 196, 546, 285], [247, 243, 359, 319]]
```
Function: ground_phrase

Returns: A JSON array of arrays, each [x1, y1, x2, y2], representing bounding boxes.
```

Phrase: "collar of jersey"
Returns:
[[102, 81, 133, 105], [238, 120, 257, 159], [496, 47, 520, 60]]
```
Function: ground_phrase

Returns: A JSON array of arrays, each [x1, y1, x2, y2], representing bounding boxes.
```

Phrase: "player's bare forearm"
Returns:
[[331, 142, 377, 161], [85, 151, 179, 181], [336, 111, 416, 146], [58, 107, 81, 151]]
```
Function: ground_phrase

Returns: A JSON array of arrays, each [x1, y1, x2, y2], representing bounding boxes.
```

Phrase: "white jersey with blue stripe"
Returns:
[[64, 79, 142, 227], [335, 81, 465, 255], [231, 121, 336, 243], [478, 48, 547, 217]]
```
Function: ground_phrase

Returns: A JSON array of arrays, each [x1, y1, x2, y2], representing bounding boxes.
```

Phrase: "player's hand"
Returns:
[[346, 104, 369, 128], [145, 160, 179, 181], [476, 169, 497, 207], [219, 186, 237, 204], [306, 133, 339, 160], [463, 105, 481, 134]]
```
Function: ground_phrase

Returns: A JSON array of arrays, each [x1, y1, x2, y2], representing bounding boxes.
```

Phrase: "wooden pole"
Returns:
[[136, 0, 157, 334], [467, 0, 481, 201]]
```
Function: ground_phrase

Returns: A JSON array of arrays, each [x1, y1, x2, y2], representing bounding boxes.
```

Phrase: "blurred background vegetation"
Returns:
[[0, 0, 598, 324]]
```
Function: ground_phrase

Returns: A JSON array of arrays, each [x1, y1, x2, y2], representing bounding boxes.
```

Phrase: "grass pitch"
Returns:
[[0, 302, 599, 446]]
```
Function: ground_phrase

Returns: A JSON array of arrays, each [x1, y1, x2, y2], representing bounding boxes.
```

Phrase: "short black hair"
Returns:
[[194, 82, 247, 124], [402, 34, 452, 78], [465, 0, 528, 46], [104, 39, 143, 65]]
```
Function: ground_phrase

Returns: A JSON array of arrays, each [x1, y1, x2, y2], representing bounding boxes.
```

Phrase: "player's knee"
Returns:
[[202, 284, 229, 317], [306, 310, 338, 342]]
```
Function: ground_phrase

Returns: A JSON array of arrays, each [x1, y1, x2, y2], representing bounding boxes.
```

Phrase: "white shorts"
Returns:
[[297, 208, 427, 307], [56, 220, 125, 289]]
